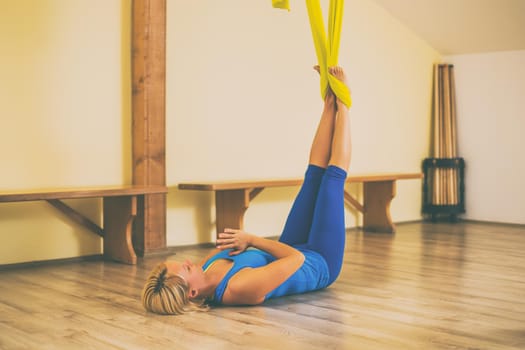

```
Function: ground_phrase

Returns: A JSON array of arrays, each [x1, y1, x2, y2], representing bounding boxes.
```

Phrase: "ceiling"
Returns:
[[370, 0, 525, 55]]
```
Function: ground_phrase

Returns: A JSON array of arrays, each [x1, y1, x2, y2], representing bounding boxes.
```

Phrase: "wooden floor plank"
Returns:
[[1, 221, 524, 349]]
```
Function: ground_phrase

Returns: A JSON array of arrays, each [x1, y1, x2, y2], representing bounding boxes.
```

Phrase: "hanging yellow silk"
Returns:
[[272, 0, 290, 10], [273, 0, 351, 108]]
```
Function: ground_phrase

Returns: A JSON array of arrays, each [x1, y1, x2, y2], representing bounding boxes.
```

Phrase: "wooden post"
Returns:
[[131, 0, 167, 256], [215, 190, 251, 239], [103, 196, 138, 264], [363, 181, 396, 233]]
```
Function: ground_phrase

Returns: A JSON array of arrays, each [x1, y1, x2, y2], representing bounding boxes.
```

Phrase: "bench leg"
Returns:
[[103, 196, 138, 264], [363, 180, 396, 233], [215, 189, 249, 239]]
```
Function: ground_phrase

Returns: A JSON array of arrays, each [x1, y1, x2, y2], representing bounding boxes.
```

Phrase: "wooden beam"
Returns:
[[344, 191, 364, 213], [131, 0, 167, 256], [46, 199, 105, 237], [249, 187, 265, 201]]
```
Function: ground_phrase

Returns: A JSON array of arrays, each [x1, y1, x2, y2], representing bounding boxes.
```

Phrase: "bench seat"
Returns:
[[179, 173, 422, 235], [0, 185, 167, 265], [0, 185, 167, 203]]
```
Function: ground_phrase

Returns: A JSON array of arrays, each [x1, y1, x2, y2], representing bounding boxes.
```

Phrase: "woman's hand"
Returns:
[[216, 228, 254, 256]]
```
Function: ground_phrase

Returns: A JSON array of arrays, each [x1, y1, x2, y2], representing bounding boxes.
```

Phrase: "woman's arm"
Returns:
[[216, 228, 300, 258], [216, 228, 305, 305]]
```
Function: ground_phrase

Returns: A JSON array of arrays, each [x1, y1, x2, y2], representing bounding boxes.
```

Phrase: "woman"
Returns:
[[142, 66, 351, 315]]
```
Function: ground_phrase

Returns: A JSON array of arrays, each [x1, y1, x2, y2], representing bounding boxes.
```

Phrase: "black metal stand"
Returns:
[[422, 158, 465, 222]]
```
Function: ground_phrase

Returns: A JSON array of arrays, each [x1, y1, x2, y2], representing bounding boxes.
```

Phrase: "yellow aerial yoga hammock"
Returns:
[[272, 0, 352, 108]]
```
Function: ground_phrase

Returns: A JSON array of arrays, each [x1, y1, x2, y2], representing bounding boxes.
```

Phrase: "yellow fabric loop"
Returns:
[[273, 0, 352, 108], [272, 0, 290, 11]]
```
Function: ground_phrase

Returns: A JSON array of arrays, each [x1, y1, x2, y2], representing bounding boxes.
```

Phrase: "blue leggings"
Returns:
[[279, 164, 347, 285]]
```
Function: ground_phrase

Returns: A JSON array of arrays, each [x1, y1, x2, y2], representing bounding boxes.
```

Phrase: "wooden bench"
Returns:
[[0, 185, 167, 265], [179, 173, 423, 235]]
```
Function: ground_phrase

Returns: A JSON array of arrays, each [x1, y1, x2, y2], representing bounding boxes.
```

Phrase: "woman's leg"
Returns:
[[306, 66, 352, 284], [279, 164, 324, 246], [328, 66, 352, 172], [309, 66, 338, 169], [279, 67, 338, 246], [307, 165, 347, 284]]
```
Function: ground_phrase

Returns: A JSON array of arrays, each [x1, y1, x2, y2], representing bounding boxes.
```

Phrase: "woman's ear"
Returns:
[[189, 288, 198, 299]]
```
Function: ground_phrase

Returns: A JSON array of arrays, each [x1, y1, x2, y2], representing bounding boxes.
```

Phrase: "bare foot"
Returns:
[[314, 66, 336, 109], [328, 66, 348, 87], [329, 66, 350, 109]]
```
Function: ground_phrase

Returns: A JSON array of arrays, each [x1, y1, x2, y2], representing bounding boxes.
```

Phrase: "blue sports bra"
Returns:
[[202, 247, 329, 303]]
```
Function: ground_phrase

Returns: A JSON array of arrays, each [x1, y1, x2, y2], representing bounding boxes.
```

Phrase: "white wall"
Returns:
[[0, 0, 130, 265], [0, 0, 441, 265], [166, 0, 441, 246], [445, 50, 525, 224]]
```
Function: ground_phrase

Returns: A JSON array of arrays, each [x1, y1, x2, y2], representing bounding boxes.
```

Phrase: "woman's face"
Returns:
[[165, 259, 205, 293]]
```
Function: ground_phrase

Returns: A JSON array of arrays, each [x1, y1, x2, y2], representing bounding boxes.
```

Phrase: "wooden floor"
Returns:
[[1, 221, 524, 350]]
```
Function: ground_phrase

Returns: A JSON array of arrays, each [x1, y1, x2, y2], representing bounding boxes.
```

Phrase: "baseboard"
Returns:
[[346, 220, 424, 232], [0, 254, 103, 271], [347, 219, 524, 231], [458, 219, 525, 228], [3, 220, 521, 270]]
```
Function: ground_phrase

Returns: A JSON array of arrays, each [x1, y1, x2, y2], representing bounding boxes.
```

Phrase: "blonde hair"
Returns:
[[141, 262, 210, 315]]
